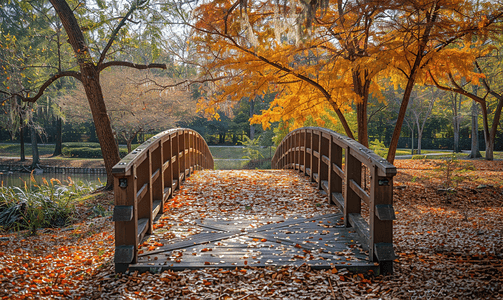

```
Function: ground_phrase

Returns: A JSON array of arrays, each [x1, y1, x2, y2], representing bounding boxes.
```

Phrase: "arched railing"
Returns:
[[112, 128, 214, 273], [272, 127, 397, 274]]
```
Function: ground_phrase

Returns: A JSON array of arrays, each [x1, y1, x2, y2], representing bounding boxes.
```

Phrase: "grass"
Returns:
[[209, 146, 275, 170], [209, 146, 275, 160], [0, 143, 55, 157], [213, 159, 249, 170], [0, 143, 138, 159]]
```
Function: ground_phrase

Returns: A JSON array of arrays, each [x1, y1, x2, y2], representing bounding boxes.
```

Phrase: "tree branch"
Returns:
[[98, 61, 167, 72], [97, 0, 146, 66], [3, 71, 81, 104], [428, 70, 485, 104]]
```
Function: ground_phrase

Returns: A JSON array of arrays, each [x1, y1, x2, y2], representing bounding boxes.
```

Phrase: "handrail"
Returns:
[[112, 128, 214, 273], [272, 127, 397, 274]]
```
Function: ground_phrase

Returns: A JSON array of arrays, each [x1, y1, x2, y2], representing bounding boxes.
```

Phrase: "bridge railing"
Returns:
[[272, 127, 397, 274], [112, 128, 214, 273]]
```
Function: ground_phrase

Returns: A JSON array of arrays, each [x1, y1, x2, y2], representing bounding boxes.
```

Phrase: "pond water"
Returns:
[[0, 171, 104, 189]]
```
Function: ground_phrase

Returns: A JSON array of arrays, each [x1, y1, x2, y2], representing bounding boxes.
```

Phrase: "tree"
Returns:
[[63, 68, 195, 152], [189, 0, 502, 163], [1, 0, 167, 188], [408, 87, 441, 154], [383, 0, 503, 163], [431, 43, 503, 160]]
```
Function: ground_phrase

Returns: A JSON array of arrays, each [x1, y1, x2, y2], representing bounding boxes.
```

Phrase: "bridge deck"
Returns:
[[128, 170, 378, 273]]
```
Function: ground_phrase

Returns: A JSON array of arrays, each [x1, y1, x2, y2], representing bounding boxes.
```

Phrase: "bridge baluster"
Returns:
[[112, 128, 214, 273], [272, 127, 397, 275]]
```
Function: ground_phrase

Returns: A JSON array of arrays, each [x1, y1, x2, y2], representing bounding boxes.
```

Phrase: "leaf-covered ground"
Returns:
[[1, 159, 502, 299]]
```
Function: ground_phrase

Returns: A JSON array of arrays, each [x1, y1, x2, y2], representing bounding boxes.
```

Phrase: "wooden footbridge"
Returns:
[[112, 127, 397, 275]]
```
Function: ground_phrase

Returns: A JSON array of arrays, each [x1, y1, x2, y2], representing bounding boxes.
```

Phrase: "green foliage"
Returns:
[[435, 155, 475, 189], [411, 155, 427, 159], [0, 174, 98, 235], [369, 139, 387, 158], [241, 136, 264, 161], [62, 146, 128, 158], [62, 142, 101, 148]]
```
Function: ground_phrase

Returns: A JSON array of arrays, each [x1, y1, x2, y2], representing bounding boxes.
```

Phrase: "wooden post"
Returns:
[[300, 130, 305, 173], [370, 166, 395, 274], [172, 133, 179, 190], [312, 130, 320, 186], [344, 149, 362, 227], [319, 133, 329, 193], [330, 138, 343, 208], [306, 129, 313, 181], [113, 169, 137, 273]]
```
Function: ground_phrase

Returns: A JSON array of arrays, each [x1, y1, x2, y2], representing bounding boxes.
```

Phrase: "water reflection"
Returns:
[[0, 171, 103, 188]]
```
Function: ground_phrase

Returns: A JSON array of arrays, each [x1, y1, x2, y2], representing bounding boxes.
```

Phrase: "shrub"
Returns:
[[62, 146, 128, 158], [62, 142, 101, 148], [412, 155, 427, 160], [0, 172, 98, 235]]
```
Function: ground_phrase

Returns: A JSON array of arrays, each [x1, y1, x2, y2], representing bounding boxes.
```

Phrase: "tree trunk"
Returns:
[[469, 100, 482, 158], [353, 70, 370, 147], [388, 76, 418, 163], [453, 127, 460, 153], [411, 124, 414, 155], [52, 117, 62, 156], [30, 126, 40, 168], [417, 129, 423, 155], [81, 66, 121, 187], [479, 102, 493, 160], [486, 94, 503, 161], [453, 94, 461, 153], [50, 0, 120, 189], [250, 97, 255, 140], [20, 124, 25, 162], [127, 139, 132, 153]]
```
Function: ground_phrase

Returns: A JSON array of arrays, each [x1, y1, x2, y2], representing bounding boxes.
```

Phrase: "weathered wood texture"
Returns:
[[112, 128, 214, 272], [272, 127, 397, 274], [132, 213, 379, 274]]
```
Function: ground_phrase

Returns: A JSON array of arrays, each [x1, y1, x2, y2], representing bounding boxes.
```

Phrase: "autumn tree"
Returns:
[[381, 0, 503, 163], [431, 52, 503, 160], [188, 0, 502, 163], [0, 0, 167, 188], [63, 68, 196, 152], [190, 0, 394, 145]]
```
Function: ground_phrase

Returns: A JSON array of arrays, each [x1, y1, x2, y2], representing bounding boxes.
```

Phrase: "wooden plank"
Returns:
[[151, 168, 160, 182], [332, 163, 344, 178], [348, 213, 370, 249], [349, 179, 370, 205], [136, 183, 148, 202], [163, 187, 172, 201], [152, 200, 162, 218], [313, 172, 319, 183], [137, 218, 149, 243], [321, 180, 328, 194], [332, 192, 345, 211], [322, 155, 329, 165], [139, 231, 242, 257], [313, 150, 319, 158], [172, 179, 178, 190], [162, 160, 169, 172]]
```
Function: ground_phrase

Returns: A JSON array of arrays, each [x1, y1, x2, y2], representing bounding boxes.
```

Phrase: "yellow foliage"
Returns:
[[191, 0, 501, 136]]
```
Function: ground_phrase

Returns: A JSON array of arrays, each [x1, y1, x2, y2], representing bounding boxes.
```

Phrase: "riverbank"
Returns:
[[0, 155, 105, 169]]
